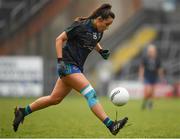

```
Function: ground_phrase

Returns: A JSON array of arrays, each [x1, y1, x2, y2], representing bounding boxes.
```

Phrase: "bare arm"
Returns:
[[95, 43, 103, 52], [158, 68, 164, 80], [56, 31, 68, 58], [139, 64, 144, 81]]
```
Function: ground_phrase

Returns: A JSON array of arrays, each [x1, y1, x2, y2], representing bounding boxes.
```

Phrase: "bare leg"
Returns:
[[13, 74, 127, 134], [12, 78, 72, 132], [148, 84, 155, 109], [142, 84, 149, 109], [143, 84, 154, 109], [62, 73, 108, 122], [30, 78, 72, 112], [91, 103, 108, 121], [145, 84, 154, 100]]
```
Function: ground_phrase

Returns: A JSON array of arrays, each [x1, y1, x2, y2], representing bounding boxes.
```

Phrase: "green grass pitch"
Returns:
[[0, 94, 180, 138]]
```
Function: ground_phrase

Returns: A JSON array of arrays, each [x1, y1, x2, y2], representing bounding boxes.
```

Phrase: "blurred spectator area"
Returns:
[[0, 0, 141, 94], [116, 0, 180, 84], [0, 0, 179, 95]]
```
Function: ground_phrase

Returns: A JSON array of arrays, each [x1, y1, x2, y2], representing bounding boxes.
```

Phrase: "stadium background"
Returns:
[[0, 0, 180, 138]]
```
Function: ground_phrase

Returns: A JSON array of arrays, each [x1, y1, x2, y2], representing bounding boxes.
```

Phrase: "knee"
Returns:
[[49, 96, 62, 105], [145, 92, 152, 99], [81, 85, 99, 108]]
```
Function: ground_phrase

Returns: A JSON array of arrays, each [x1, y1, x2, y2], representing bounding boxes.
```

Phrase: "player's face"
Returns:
[[96, 16, 113, 32], [147, 47, 157, 59]]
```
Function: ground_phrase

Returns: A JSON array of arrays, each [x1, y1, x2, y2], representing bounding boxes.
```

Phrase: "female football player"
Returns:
[[13, 3, 128, 135], [139, 44, 163, 110]]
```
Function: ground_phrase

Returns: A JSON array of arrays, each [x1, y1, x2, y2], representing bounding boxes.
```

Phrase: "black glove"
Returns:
[[57, 58, 66, 76], [99, 49, 110, 60]]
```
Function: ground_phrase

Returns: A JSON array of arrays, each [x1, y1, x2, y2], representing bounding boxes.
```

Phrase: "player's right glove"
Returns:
[[99, 49, 110, 60], [57, 58, 66, 76]]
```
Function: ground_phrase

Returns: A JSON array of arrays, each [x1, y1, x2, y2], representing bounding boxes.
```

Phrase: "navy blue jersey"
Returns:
[[142, 56, 161, 82], [63, 19, 103, 72]]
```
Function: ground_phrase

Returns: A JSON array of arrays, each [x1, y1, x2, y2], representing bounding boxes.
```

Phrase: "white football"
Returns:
[[109, 87, 129, 106]]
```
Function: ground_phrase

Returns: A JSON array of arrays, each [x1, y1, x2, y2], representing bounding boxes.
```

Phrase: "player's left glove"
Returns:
[[99, 49, 110, 60], [57, 58, 66, 76]]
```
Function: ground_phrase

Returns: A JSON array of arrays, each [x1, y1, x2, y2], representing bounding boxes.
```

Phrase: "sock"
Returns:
[[103, 117, 113, 128], [142, 99, 148, 109], [24, 105, 32, 116], [148, 100, 153, 109]]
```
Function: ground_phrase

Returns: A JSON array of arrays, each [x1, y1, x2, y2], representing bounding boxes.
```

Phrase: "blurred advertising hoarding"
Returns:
[[0, 57, 43, 97], [108, 80, 175, 99]]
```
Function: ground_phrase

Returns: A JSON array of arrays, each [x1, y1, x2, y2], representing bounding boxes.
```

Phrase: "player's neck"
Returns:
[[91, 19, 97, 30]]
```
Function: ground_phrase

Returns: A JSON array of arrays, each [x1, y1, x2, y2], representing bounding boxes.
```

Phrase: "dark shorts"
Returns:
[[58, 63, 81, 78], [144, 78, 157, 85]]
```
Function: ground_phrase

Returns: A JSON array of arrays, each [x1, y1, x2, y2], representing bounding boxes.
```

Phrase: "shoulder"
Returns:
[[66, 21, 82, 30], [70, 20, 88, 32], [72, 20, 88, 28], [64, 21, 87, 38]]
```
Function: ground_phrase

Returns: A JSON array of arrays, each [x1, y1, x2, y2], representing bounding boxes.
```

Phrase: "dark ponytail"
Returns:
[[75, 3, 115, 21]]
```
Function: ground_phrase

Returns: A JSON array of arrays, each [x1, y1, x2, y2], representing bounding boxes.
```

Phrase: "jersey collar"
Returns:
[[87, 19, 99, 32]]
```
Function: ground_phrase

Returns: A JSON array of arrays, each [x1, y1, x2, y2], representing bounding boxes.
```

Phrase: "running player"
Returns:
[[13, 3, 128, 135], [139, 44, 163, 110]]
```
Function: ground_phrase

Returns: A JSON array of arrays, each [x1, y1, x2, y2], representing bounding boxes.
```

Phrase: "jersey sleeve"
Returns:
[[64, 22, 82, 40]]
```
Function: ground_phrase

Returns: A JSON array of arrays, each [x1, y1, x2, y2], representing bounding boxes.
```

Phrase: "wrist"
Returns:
[[99, 49, 103, 54], [57, 58, 63, 63]]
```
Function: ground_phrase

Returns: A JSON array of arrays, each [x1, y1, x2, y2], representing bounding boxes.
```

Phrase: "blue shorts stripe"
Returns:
[[58, 63, 81, 78]]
